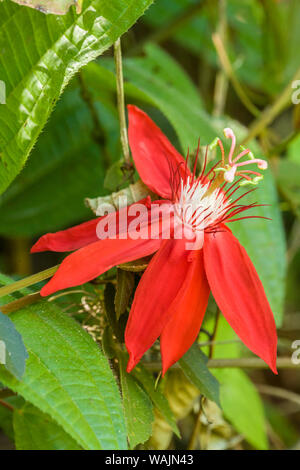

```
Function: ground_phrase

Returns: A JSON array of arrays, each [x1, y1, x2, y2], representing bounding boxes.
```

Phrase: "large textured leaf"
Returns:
[[14, 403, 81, 450], [0, 88, 107, 237], [122, 45, 286, 324], [0, 310, 28, 380], [0, 0, 154, 195], [0, 301, 127, 450]]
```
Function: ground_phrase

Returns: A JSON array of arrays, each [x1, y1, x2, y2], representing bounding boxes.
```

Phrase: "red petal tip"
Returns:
[[161, 364, 170, 378], [39, 282, 53, 297], [126, 354, 137, 373], [31, 238, 47, 253], [269, 357, 278, 375], [127, 104, 140, 112], [161, 353, 178, 377]]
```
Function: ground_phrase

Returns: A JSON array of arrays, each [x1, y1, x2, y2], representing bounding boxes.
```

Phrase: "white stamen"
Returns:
[[175, 177, 231, 231]]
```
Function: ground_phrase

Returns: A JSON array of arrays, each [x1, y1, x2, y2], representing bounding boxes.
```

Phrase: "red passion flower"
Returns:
[[31, 106, 278, 375]]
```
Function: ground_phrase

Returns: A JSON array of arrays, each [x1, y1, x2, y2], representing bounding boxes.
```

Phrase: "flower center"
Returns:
[[169, 128, 270, 236], [174, 176, 231, 232]]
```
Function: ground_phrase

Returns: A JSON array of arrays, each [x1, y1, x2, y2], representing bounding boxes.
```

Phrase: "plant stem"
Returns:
[[287, 220, 300, 263], [209, 308, 221, 358], [0, 265, 59, 298], [257, 384, 300, 406], [242, 65, 300, 145], [0, 399, 14, 412], [213, 0, 228, 118], [1, 293, 41, 314], [128, 0, 207, 56], [187, 398, 204, 450], [212, 32, 260, 117], [9, 238, 32, 276], [114, 38, 131, 165], [268, 128, 300, 156], [199, 338, 241, 348], [207, 357, 296, 369], [145, 356, 297, 371], [0, 390, 15, 399]]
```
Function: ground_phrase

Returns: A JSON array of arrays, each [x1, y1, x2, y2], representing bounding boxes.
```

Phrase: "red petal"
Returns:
[[39, 208, 168, 297], [31, 218, 100, 253], [125, 238, 197, 372], [128, 105, 190, 199], [160, 249, 210, 374], [203, 228, 277, 373], [40, 238, 161, 297], [31, 197, 152, 253]]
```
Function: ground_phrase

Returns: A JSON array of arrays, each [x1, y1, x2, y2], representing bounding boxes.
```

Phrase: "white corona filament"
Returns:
[[174, 177, 231, 232]]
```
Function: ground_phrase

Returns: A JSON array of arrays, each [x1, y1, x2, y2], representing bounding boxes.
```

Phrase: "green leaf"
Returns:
[[0, 300, 127, 450], [288, 133, 300, 164], [264, 402, 298, 448], [83, 60, 153, 107], [213, 368, 268, 450], [0, 400, 13, 440], [0, 88, 107, 237], [10, 0, 82, 15], [132, 363, 180, 437], [119, 354, 154, 449], [14, 403, 81, 450], [0, 395, 24, 440], [179, 344, 220, 407], [104, 282, 121, 341], [101, 326, 115, 360], [124, 43, 216, 151], [200, 315, 241, 360], [143, 0, 287, 94], [276, 159, 300, 219], [0, 310, 28, 380], [0, 0, 154, 195], [104, 160, 127, 192], [115, 269, 135, 320], [0, 272, 32, 301]]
